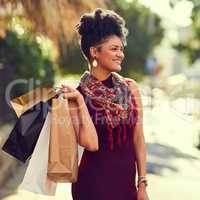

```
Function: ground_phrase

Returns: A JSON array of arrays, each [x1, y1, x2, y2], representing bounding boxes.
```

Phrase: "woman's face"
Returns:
[[92, 35, 125, 73]]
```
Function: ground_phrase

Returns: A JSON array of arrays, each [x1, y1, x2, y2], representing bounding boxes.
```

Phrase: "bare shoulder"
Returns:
[[124, 77, 140, 94], [124, 77, 143, 114]]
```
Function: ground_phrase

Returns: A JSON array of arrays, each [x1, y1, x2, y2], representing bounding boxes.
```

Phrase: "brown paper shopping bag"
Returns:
[[47, 97, 78, 183], [10, 86, 56, 117]]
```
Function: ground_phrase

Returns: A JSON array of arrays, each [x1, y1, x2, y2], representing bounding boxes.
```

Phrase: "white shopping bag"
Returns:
[[19, 112, 57, 195]]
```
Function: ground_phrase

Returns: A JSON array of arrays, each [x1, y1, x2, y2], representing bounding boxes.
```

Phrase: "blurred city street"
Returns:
[[1, 93, 200, 200], [1, 1, 200, 199], [144, 94, 200, 200]]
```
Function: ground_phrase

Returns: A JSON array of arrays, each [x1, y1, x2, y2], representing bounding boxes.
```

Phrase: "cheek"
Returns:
[[98, 54, 110, 64], [100, 52, 114, 62], [100, 57, 113, 67]]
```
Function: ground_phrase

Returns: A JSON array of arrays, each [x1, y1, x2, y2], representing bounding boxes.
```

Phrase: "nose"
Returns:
[[117, 50, 124, 60]]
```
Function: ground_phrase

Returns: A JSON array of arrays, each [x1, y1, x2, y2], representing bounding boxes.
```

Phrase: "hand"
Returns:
[[137, 184, 149, 200], [59, 84, 85, 106], [58, 85, 85, 108]]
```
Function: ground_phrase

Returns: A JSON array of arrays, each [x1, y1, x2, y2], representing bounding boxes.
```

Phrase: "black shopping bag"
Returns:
[[2, 100, 51, 162]]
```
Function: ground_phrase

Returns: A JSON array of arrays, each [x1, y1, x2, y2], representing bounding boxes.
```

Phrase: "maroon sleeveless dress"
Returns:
[[72, 74, 138, 200]]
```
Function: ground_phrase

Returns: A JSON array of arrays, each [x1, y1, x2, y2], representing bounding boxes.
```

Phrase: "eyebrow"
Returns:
[[109, 45, 124, 50]]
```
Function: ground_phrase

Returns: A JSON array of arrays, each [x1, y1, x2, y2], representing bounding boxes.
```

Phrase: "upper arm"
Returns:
[[68, 94, 99, 151], [125, 78, 143, 128], [68, 100, 80, 138], [126, 78, 144, 145]]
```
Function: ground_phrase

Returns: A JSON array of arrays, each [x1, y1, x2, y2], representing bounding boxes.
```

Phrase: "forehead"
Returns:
[[100, 35, 123, 47]]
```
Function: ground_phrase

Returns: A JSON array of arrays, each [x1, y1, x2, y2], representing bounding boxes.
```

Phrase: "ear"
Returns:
[[89, 46, 98, 59]]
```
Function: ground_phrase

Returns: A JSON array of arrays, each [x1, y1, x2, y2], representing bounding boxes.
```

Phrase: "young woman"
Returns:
[[61, 8, 149, 200]]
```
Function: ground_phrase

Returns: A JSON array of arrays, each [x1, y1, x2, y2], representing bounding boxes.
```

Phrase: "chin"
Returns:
[[105, 65, 121, 73], [112, 65, 122, 72]]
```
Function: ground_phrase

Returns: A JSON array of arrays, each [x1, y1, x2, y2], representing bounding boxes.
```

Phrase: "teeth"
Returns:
[[113, 60, 121, 64]]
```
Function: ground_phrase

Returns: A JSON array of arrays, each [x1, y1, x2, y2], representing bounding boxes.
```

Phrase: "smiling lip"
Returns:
[[113, 59, 122, 64]]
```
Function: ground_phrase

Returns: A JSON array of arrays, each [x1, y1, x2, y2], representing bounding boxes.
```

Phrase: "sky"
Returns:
[[137, 0, 194, 27]]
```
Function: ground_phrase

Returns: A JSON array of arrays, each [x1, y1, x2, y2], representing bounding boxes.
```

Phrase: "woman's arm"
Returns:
[[127, 79, 147, 189], [61, 85, 99, 152]]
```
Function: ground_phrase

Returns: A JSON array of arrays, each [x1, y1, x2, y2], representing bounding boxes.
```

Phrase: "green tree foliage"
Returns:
[[58, 42, 87, 75], [173, 0, 200, 63], [0, 31, 55, 123]]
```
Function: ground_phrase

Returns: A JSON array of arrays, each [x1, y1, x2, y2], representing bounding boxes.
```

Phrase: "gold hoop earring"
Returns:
[[92, 59, 98, 67]]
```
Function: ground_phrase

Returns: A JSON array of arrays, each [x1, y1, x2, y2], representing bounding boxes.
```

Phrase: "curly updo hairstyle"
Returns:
[[76, 8, 128, 61]]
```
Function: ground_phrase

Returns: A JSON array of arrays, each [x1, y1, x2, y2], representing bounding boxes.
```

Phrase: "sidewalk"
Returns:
[[1, 95, 200, 200], [144, 97, 200, 200]]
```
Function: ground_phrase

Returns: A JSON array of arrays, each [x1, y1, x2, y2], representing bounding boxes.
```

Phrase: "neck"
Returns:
[[89, 66, 111, 81]]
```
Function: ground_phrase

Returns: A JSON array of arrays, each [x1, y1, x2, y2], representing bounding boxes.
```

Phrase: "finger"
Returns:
[[58, 89, 68, 94], [61, 84, 70, 89], [56, 87, 65, 93], [63, 92, 78, 99], [61, 88, 69, 92], [63, 85, 76, 92]]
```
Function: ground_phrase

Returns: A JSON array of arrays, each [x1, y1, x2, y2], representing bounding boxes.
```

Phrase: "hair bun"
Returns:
[[76, 8, 128, 59], [94, 8, 103, 20], [76, 15, 94, 37], [76, 8, 105, 38]]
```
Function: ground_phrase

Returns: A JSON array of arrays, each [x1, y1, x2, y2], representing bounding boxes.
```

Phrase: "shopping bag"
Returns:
[[47, 97, 78, 183], [2, 101, 50, 162], [2, 86, 56, 162], [10, 86, 56, 117], [19, 112, 57, 196]]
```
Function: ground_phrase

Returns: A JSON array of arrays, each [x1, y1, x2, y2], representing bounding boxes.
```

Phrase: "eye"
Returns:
[[111, 47, 118, 51], [110, 46, 124, 52]]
